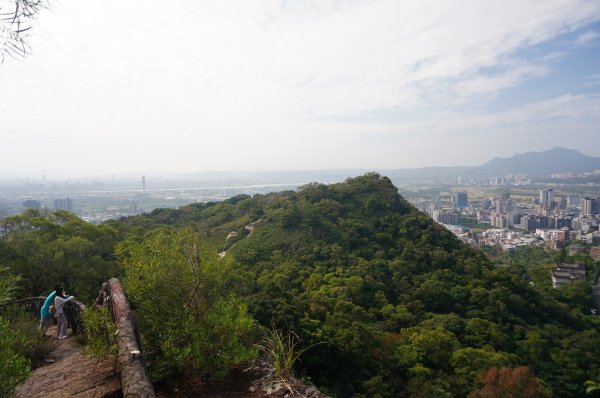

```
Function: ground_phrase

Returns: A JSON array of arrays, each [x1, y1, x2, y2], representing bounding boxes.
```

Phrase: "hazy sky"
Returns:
[[1, 0, 599, 177]]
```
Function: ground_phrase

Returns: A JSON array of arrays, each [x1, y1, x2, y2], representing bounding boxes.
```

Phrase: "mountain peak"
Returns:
[[474, 147, 600, 177]]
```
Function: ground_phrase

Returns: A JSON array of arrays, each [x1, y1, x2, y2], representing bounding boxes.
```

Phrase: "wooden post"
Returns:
[[108, 278, 155, 398]]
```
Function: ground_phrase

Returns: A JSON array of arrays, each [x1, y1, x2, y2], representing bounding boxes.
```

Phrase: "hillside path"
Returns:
[[219, 221, 259, 258], [15, 326, 120, 398]]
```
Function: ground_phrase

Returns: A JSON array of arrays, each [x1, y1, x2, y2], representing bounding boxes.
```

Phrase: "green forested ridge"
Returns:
[[1, 174, 599, 397], [0, 209, 120, 302], [108, 173, 600, 397]]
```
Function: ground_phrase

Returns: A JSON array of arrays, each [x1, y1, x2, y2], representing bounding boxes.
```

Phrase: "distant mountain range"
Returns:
[[3, 147, 598, 184], [473, 147, 600, 177], [171, 147, 600, 182], [382, 147, 600, 180]]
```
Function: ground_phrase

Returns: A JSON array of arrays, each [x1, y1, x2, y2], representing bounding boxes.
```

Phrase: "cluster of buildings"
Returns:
[[22, 198, 75, 213], [411, 187, 600, 291], [19, 197, 144, 224], [411, 188, 600, 252]]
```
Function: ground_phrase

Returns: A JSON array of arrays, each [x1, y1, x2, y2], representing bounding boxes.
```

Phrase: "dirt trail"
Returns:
[[219, 221, 259, 258], [15, 326, 120, 398]]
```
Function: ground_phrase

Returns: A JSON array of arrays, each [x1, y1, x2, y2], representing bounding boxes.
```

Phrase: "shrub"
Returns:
[[3, 306, 50, 368], [116, 227, 257, 382], [0, 316, 30, 397], [80, 306, 117, 360], [0, 267, 33, 396], [469, 367, 551, 398]]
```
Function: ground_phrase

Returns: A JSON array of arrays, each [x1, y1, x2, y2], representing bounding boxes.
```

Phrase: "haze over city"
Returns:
[[1, 0, 600, 178]]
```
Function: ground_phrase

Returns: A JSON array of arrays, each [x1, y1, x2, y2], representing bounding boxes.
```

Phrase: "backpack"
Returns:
[[49, 304, 56, 315]]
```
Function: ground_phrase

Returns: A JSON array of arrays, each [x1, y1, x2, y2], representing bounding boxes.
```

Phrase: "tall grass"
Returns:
[[256, 325, 321, 391], [80, 307, 117, 360]]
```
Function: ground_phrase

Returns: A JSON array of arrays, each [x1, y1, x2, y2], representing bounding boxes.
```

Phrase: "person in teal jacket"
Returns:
[[39, 285, 60, 337]]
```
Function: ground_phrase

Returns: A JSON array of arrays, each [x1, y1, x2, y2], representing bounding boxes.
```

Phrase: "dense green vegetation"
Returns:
[[0, 268, 32, 397], [0, 209, 120, 302], [112, 173, 600, 397], [80, 306, 117, 360], [1, 174, 600, 397], [0, 210, 113, 395], [116, 227, 257, 383]]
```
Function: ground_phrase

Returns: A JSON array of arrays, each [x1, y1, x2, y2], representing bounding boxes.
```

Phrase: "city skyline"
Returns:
[[0, 0, 599, 177]]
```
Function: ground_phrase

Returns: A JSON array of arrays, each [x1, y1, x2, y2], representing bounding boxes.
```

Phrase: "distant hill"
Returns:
[[381, 147, 600, 180], [470, 147, 600, 177]]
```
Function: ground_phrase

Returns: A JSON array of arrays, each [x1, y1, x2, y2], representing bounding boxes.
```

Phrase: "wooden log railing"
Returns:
[[96, 278, 156, 398]]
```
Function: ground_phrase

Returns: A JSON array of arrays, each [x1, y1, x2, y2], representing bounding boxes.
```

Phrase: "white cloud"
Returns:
[[0, 0, 599, 175], [574, 29, 600, 46], [585, 73, 600, 87], [437, 93, 600, 132]]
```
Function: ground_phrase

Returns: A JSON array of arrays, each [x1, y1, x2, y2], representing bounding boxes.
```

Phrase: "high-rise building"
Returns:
[[482, 199, 492, 210], [520, 215, 536, 232], [558, 197, 567, 210], [582, 197, 597, 216], [453, 192, 468, 209], [494, 199, 505, 214], [129, 201, 139, 215], [491, 213, 513, 229], [431, 193, 441, 210], [539, 190, 547, 206], [519, 215, 552, 231], [540, 188, 554, 208], [551, 216, 572, 230], [53, 198, 74, 213]]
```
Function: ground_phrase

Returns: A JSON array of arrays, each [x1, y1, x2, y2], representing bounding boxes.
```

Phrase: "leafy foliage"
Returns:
[[0, 267, 30, 397], [585, 380, 600, 394], [0, 266, 21, 306], [3, 174, 600, 397], [116, 227, 257, 383], [80, 306, 117, 360], [468, 367, 550, 398], [0, 210, 121, 302], [1, 304, 50, 367], [112, 173, 600, 397], [0, 317, 30, 397]]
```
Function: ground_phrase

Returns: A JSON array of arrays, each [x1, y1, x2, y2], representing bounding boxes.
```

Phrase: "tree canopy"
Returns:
[[111, 173, 600, 397], [2, 174, 599, 397]]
